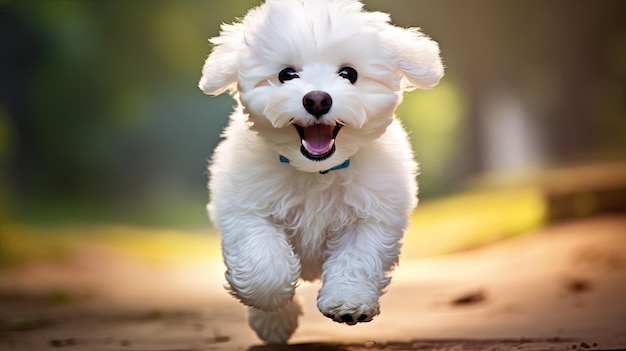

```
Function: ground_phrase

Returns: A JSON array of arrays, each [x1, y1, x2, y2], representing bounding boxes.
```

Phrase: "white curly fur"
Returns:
[[199, 0, 443, 344]]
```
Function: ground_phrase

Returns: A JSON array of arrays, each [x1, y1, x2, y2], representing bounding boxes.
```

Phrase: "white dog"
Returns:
[[199, 0, 443, 344]]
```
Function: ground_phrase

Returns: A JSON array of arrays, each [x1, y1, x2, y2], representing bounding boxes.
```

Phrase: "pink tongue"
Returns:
[[303, 124, 333, 154]]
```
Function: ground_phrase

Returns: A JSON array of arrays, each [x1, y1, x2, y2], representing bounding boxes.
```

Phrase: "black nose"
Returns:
[[302, 91, 332, 118]]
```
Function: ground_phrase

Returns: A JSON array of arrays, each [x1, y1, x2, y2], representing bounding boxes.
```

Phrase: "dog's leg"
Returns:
[[220, 216, 301, 312], [248, 295, 303, 344], [317, 221, 402, 324]]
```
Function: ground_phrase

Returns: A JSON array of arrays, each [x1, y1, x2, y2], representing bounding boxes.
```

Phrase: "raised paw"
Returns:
[[323, 312, 374, 325], [318, 299, 380, 325]]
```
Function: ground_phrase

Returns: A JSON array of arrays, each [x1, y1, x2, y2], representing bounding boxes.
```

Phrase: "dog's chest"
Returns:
[[273, 181, 355, 281]]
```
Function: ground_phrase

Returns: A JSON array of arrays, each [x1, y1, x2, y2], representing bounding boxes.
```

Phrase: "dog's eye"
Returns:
[[278, 67, 300, 83], [338, 66, 358, 84]]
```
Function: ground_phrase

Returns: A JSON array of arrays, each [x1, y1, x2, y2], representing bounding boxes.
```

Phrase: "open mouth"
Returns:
[[294, 123, 343, 161]]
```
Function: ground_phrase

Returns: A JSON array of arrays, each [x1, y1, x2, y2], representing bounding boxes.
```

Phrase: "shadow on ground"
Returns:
[[248, 337, 583, 351]]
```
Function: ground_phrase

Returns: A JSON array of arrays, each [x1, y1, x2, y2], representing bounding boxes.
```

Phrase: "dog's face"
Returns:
[[200, 0, 443, 173]]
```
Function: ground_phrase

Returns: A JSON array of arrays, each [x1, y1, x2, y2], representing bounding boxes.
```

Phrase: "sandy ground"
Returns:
[[1, 215, 625, 351]]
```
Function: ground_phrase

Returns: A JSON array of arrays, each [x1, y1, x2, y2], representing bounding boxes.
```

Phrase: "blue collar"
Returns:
[[279, 155, 350, 174]]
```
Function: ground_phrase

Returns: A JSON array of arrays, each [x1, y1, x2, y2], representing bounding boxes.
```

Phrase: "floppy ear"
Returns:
[[383, 25, 444, 90], [198, 22, 244, 96]]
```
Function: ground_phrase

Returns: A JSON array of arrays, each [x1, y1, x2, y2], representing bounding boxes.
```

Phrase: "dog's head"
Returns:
[[199, 0, 443, 173]]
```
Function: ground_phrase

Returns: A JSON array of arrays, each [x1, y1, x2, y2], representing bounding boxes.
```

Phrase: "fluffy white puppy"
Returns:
[[199, 0, 443, 344]]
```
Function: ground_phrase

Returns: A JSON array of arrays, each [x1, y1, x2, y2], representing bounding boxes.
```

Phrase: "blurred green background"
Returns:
[[1, 1, 625, 261]]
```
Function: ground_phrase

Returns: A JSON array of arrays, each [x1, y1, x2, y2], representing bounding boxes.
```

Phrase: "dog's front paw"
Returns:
[[317, 289, 380, 325]]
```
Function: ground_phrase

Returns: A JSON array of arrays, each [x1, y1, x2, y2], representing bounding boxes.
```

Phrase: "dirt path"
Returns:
[[1, 215, 625, 350]]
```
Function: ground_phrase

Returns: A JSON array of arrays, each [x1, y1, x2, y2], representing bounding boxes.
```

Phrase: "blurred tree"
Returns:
[[370, 0, 626, 176], [1, 1, 260, 226]]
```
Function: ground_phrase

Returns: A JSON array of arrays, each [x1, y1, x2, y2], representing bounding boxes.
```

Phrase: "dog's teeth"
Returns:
[[301, 139, 316, 154]]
